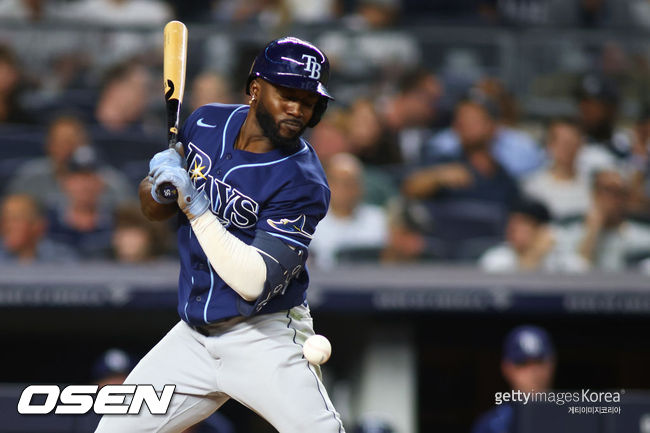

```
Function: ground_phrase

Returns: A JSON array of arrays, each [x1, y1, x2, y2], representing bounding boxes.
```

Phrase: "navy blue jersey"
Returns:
[[175, 103, 330, 325]]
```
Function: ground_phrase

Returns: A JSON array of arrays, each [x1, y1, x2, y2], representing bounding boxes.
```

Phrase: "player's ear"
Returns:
[[249, 79, 261, 103]]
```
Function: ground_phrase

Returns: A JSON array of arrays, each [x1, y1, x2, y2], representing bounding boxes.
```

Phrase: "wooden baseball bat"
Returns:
[[158, 20, 188, 201]]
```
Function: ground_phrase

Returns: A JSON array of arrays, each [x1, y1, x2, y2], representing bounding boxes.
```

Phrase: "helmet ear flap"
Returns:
[[308, 98, 328, 128]]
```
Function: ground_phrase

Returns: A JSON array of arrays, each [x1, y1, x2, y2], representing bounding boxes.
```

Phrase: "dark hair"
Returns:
[[397, 68, 432, 94], [510, 197, 551, 224], [100, 59, 142, 93], [458, 89, 500, 120]]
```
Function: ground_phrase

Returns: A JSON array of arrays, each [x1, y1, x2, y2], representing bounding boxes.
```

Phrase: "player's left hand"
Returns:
[[151, 164, 210, 221], [149, 142, 185, 175]]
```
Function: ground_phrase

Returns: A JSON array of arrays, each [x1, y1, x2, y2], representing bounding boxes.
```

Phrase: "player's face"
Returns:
[[255, 81, 319, 149], [502, 359, 555, 393]]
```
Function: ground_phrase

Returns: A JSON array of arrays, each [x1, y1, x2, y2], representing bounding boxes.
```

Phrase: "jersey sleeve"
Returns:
[[234, 182, 329, 316], [256, 183, 330, 251]]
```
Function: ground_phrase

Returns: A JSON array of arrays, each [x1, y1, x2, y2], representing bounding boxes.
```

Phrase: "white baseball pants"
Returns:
[[95, 304, 345, 433]]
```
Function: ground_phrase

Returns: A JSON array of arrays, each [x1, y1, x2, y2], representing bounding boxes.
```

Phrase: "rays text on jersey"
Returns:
[[187, 142, 259, 229]]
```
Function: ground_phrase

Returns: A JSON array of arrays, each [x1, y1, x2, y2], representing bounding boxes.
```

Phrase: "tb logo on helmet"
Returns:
[[301, 55, 321, 80]]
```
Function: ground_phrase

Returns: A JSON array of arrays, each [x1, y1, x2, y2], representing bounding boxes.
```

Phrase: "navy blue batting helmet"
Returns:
[[246, 36, 333, 127]]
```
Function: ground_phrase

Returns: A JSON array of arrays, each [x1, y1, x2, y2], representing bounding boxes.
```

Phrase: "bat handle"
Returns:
[[159, 183, 178, 201], [156, 137, 180, 202]]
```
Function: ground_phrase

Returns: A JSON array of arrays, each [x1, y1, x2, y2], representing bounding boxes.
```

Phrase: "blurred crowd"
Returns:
[[1, 0, 650, 273]]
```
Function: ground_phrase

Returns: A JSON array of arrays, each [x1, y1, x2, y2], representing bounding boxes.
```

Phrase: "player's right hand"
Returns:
[[148, 143, 185, 204]]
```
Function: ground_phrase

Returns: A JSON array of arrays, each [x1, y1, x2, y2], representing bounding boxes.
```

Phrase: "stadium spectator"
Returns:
[[472, 325, 556, 433], [558, 169, 650, 271], [0, 193, 76, 263], [347, 98, 401, 166], [60, 0, 171, 26], [345, 0, 401, 29], [522, 118, 591, 221], [627, 106, 650, 218], [92, 347, 134, 387], [72, 348, 136, 432], [308, 110, 350, 161], [0, 0, 59, 22], [188, 71, 235, 113], [94, 61, 154, 134], [47, 147, 113, 260], [574, 74, 630, 176], [474, 77, 520, 127], [380, 69, 442, 164], [400, 98, 520, 260], [8, 115, 133, 209], [0, 43, 29, 124], [479, 198, 585, 272], [425, 92, 544, 178], [111, 203, 170, 263], [310, 153, 388, 268], [316, 8, 421, 98]]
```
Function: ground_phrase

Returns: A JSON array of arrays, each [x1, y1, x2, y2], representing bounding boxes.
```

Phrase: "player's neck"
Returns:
[[234, 116, 274, 153]]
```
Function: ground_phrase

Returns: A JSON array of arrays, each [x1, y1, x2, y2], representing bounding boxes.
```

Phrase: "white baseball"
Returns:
[[303, 334, 331, 365]]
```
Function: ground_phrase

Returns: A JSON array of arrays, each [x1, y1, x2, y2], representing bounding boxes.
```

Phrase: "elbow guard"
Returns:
[[237, 230, 305, 316]]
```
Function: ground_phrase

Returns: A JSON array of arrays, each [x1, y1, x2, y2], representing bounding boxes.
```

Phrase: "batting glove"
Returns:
[[148, 143, 186, 204], [151, 165, 210, 221]]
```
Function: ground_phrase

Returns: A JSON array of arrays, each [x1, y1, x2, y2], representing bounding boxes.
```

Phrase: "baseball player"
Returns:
[[95, 37, 344, 433]]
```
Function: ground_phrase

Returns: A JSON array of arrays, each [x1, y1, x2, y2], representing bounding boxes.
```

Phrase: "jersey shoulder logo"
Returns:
[[196, 117, 217, 128], [267, 215, 313, 239]]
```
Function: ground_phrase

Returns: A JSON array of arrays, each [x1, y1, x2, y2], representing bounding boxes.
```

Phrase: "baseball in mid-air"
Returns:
[[303, 334, 332, 365]]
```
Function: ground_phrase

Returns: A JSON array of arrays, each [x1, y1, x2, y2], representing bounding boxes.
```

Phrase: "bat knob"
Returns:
[[158, 182, 178, 201]]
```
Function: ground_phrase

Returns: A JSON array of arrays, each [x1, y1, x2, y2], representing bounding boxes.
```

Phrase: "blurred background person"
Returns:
[[574, 74, 630, 176], [310, 153, 388, 268], [380, 69, 443, 165], [93, 61, 155, 134], [92, 347, 134, 387], [348, 98, 401, 167], [111, 203, 171, 263], [472, 325, 556, 433], [0, 193, 76, 263], [628, 106, 650, 218], [0, 43, 30, 124], [188, 71, 235, 113], [0, 0, 60, 22], [522, 118, 591, 221], [479, 198, 585, 272], [425, 90, 544, 179], [72, 348, 136, 432], [60, 0, 171, 26], [8, 115, 133, 210], [558, 169, 650, 271], [308, 110, 350, 162], [47, 147, 114, 260], [400, 98, 520, 261]]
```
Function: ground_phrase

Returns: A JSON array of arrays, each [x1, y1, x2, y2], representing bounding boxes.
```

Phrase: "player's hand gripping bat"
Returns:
[[157, 20, 188, 201]]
